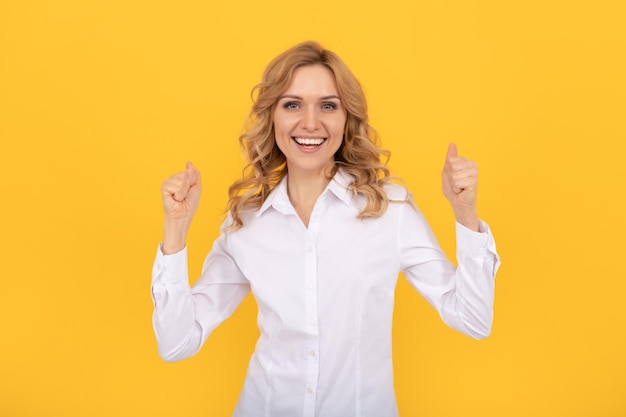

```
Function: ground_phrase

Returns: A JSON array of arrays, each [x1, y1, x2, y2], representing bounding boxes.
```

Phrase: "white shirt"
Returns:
[[151, 169, 500, 417]]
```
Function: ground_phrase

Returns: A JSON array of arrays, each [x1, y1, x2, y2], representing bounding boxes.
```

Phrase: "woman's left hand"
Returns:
[[442, 143, 480, 231]]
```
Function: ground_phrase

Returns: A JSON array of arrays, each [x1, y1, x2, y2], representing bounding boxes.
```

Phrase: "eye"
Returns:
[[321, 102, 337, 110], [283, 101, 299, 110]]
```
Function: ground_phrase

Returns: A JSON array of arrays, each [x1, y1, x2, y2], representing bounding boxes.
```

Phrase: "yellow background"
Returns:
[[1, 0, 624, 416]]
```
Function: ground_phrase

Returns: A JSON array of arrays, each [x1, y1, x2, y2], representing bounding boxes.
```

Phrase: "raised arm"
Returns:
[[401, 144, 500, 339], [151, 162, 250, 361]]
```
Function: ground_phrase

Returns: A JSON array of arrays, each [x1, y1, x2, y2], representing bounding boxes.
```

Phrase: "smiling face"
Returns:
[[273, 64, 347, 177]]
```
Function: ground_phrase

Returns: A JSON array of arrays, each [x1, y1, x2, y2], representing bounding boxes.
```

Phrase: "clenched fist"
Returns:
[[442, 144, 480, 232], [160, 162, 202, 254]]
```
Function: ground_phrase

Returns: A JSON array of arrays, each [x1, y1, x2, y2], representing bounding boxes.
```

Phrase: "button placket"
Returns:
[[302, 207, 322, 417]]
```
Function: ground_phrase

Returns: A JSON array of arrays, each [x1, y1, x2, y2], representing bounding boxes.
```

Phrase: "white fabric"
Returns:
[[151, 169, 500, 417]]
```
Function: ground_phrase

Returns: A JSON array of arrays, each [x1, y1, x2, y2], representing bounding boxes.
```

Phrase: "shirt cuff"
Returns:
[[152, 244, 189, 284], [455, 220, 495, 257]]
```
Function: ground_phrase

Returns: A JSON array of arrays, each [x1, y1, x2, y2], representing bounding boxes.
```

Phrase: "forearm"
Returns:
[[452, 206, 479, 232], [447, 220, 500, 338], [151, 236, 252, 362], [151, 246, 203, 361], [152, 284, 203, 362], [162, 218, 192, 254], [442, 258, 496, 339]]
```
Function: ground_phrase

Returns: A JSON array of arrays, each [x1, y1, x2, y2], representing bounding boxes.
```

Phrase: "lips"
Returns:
[[292, 137, 326, 146]]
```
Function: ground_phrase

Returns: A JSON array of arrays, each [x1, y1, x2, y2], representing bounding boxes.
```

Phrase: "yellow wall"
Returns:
[[1, 0, 624, 415]]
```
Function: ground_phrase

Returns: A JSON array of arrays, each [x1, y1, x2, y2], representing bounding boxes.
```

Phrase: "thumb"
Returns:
[[186, 161, 201, 186], [446, 143, 458, 160]]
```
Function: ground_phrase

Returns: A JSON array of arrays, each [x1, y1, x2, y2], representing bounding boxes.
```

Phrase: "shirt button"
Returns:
[[307, 387, 314, 394], [309, 350, 316, 357], [307, 246, 313, 253]]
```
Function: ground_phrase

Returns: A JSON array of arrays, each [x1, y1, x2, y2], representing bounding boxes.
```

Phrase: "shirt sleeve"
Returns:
[[398, 201, 500, 339], [151, 219, 250, 361]]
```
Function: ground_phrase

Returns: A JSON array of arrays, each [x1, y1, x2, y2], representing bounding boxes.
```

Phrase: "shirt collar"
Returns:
[[327, 168, 355, 205], [257, 175, 292, 216], [256, 168, 355, 217]]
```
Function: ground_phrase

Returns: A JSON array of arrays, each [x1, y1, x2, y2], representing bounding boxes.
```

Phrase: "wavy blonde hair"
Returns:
[[227, 41, 392, 229]]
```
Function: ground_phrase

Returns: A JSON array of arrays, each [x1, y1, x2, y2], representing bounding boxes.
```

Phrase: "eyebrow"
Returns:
[[278, 95, 341, 101]]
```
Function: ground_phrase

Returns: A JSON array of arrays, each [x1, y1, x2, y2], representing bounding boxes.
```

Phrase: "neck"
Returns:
[[286, 164, 335, 226]]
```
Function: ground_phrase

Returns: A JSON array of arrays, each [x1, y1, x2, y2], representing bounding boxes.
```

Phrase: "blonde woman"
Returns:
[[152, 41, 500, 417]]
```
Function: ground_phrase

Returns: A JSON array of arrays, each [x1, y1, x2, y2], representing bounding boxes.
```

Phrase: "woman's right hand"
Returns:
[[160, 162, 202, 254]]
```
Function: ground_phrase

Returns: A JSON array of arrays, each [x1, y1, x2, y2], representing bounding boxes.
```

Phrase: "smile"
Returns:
[[292, 137, 326, 146]]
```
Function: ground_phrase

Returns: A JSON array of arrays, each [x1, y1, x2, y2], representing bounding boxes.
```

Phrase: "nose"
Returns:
[[301, 107, 319, 131]]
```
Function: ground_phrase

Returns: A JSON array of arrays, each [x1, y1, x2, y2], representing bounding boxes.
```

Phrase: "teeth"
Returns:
[[294, 137, 325, 146]]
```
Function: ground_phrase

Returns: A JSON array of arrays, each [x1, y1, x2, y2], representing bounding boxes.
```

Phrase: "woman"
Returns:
[[152, 41, 500, 417]]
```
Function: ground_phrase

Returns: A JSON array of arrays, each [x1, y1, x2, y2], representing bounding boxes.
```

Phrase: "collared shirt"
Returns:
[[151, 169, 500, 417]]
